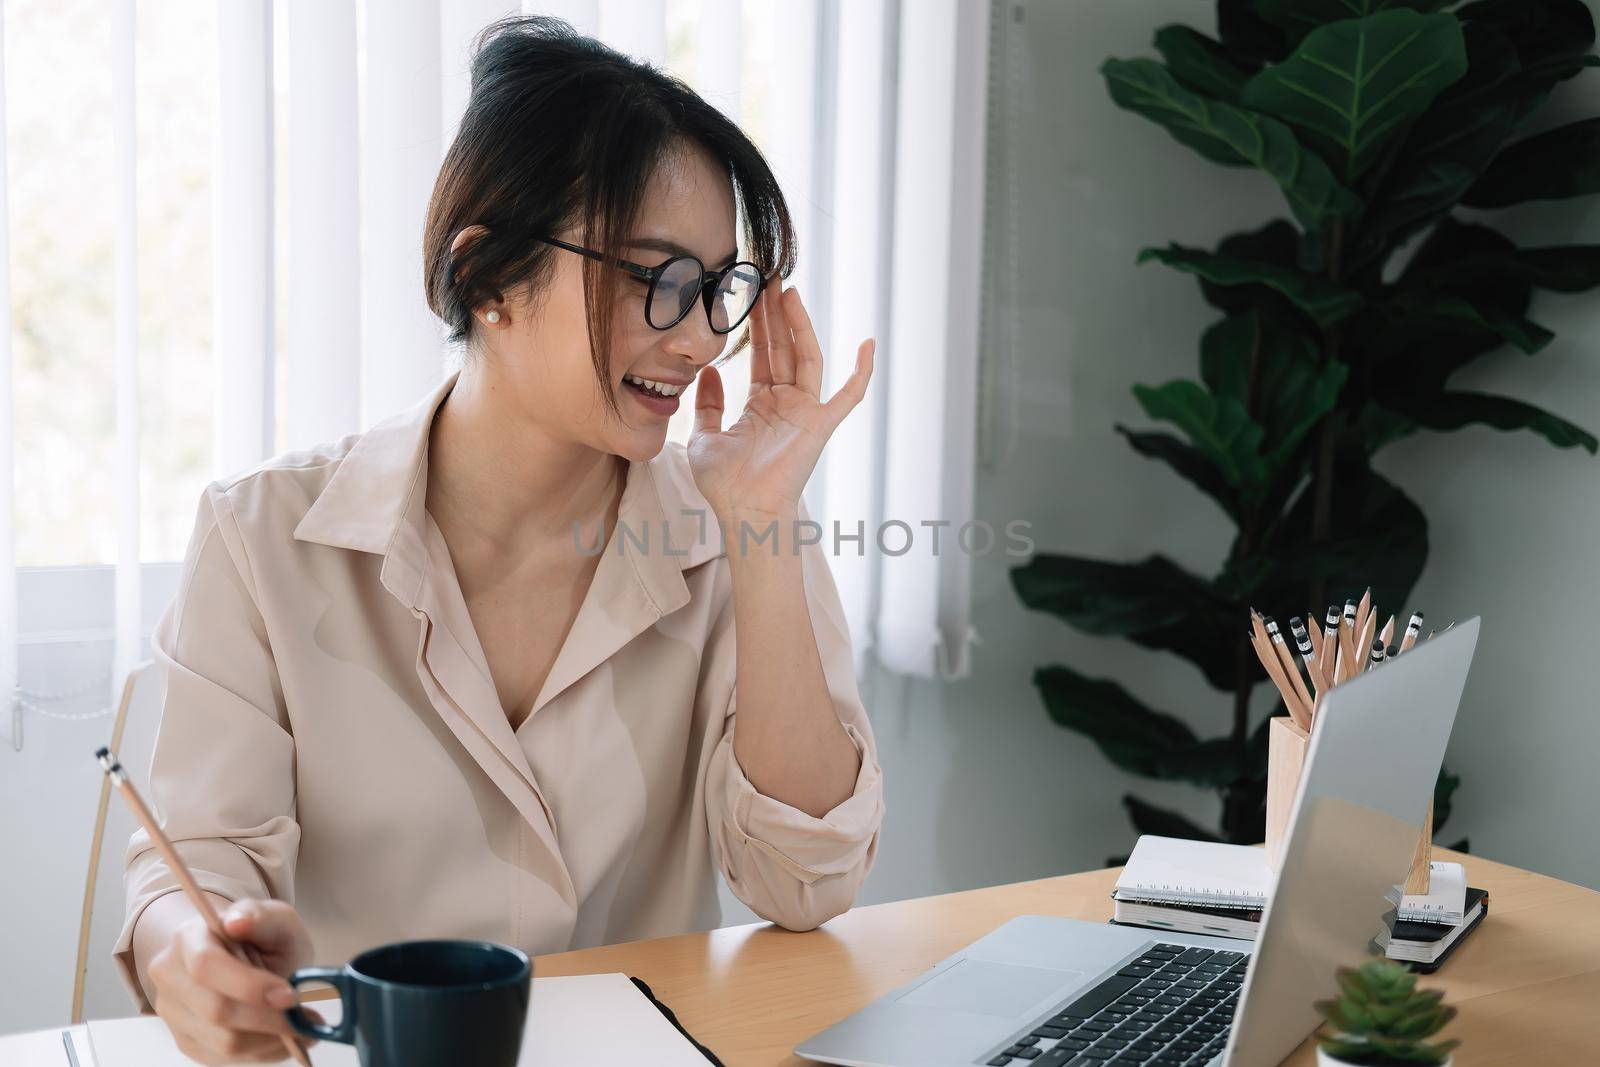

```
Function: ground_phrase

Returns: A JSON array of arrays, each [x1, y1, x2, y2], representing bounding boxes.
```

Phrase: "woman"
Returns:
[[113, 17, 884, 1063]]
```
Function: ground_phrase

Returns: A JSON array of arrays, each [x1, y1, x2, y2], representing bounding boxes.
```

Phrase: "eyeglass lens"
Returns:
[[649, 258, 762, 333]]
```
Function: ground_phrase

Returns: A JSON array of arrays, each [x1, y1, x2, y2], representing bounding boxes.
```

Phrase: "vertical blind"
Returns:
[[0, 0, 993, 750], [0, 9, 14, 747]]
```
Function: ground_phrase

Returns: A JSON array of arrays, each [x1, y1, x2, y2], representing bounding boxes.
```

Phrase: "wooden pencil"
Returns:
[[1338, 600, 1359, 681], [1286, 617, 1324, 694], [1249, 621, 1312, 730], [1356, 610, 1377, 674], [1267, 616, 1315, 715], [1319, 606, 1340, 681], [1355, 587, 1373, 642], [1379, 614, 1396, 651], [96, 748, 312, 1067], [1400, 612, 1424, 653]]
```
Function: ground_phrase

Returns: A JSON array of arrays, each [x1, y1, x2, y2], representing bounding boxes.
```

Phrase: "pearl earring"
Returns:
[[485, 310, 501, 324]]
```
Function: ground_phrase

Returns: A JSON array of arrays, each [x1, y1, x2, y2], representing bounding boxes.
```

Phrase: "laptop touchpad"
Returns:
[[896, 959, 1085, 1017]]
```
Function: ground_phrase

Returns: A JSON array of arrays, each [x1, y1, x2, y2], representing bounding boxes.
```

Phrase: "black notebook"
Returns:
[[1387, 888, 1490, 973]]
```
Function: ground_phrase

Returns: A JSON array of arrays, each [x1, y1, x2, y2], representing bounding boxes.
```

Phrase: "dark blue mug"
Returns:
[[286, 939, 531, 1067]]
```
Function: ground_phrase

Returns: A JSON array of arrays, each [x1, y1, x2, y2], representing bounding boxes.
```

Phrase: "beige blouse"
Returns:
[[112, 369, 885, 1011]]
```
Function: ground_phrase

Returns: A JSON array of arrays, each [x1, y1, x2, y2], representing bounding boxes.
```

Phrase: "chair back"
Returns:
[[72, 659, 165, 1022]]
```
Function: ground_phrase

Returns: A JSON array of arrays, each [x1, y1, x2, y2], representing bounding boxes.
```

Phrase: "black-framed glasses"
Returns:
[[537, 235, 767, 335]]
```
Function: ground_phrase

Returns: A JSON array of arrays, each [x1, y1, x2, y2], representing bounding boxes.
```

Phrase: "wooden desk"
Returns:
[[5, 850, 1594, 1065], [530, 848, 1597, 1066]]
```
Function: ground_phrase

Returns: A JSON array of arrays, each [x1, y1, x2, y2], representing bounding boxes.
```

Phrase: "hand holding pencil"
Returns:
[[98, 748, 318, 1066]]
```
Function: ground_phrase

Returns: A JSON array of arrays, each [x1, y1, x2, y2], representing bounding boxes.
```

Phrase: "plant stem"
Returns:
[[1309, 220, 1348, 605], [1231, 312, 1267, 747]]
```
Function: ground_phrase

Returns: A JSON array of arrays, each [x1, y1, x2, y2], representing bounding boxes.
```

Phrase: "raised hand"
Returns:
[[686, 276, 874, 522]]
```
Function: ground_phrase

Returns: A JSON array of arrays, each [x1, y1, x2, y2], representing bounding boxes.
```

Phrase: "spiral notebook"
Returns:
[[1113, 837, 1274, 910], [1113, 835, 1469, 924]]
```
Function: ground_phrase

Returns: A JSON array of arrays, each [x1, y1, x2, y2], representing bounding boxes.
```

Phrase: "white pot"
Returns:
[[1316, 1048, 1452, 1067]]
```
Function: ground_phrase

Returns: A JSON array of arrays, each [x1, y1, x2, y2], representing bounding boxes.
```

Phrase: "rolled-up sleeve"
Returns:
[[110, 480, 300, 1013], [703, 512, 886, 932]]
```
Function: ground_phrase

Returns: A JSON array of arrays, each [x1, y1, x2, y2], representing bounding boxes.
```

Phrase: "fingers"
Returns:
[[154, 958, 302, 1065], [783, 287, 824, 398], [223, 898, 312, 971], [761, 280, 797, 386], [823, 338, 875, 428], [173, 963, 302, 1045], [165, 996, 288, 1064], [184, 922, 298, 1006], [694, 363, 724, 437], [154, 914, 311, 1062], [748, 275, 775, 388]]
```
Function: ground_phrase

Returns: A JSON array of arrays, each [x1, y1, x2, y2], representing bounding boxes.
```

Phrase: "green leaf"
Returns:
[[1462, 117, 1600, 206], [1201, 311, 1348, 472], [1138, 243, 1364, 326], [1323, 997, 1379, 1033], [1372, 219, 1547, 377], [1133, 380, 1268, 489], [1236, 458, 1428, 613], [1378, 389, 1599, 453], [1318, 1038, 1379, 1061], [1354, 21, 1522, 261], [1416, 244, 1600, 294], [1116, 426, 1239, 519], [1195, 221, 1308, 316], [1240, 11, 1469, 182], [1010, 554, 1240, 689], [1386, 292, 1554, 354], [1354, 401, 1421, 454], [1102, 58, 1364, 226], [1400, 218, 1534, 315], [1154, 25, 1253, 102], [1457, 0, 1596, 86], [1336, 968, 1377, 1007], [1257, 0, 1458, 43], [1033, 667, 1247, 787], [1123, 794, 1224, 841], [1218, 0, 1291, 66]]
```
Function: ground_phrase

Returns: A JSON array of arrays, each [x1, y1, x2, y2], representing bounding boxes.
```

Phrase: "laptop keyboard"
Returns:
[[982, 943, 1246, 1066]]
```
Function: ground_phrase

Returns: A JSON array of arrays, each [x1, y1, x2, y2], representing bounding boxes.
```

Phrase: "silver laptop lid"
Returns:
[[1222, 617, 1481, 1067]]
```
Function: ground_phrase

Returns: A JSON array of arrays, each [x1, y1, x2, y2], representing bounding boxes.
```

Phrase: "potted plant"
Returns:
[[1314, 958, 1459, 1067]]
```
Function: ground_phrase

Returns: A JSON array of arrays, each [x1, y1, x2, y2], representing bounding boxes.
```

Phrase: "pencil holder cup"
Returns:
[[1264, 715, 1434, 892], [1265, 716, 1308, 871]]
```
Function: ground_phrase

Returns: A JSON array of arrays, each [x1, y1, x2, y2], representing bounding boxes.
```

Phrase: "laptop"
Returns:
[[796, 617, 1481, 1067]]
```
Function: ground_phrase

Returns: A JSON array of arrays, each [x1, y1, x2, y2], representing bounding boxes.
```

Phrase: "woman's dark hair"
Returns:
[[424, 15, 796, 413]]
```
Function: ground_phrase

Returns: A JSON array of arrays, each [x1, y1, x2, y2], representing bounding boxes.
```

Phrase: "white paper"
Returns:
[[1113, 836, 1273, 908], [1396, 861, 1468, 924], [83, 972, 708, 1066]]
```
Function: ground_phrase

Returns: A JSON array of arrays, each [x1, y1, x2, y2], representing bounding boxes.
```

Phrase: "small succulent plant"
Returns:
[[1314, 959, 1459, 1066]]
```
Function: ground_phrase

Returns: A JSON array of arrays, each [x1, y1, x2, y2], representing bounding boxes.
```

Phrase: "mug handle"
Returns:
[[285, 967, 356, 1044]]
